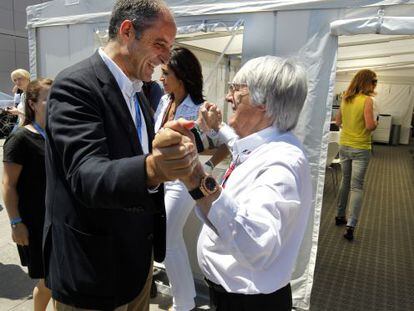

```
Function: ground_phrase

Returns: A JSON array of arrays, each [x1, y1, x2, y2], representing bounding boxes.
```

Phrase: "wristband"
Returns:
[[205, 160, 215, 169], [203, 160, 214, 175], [10, 217, 23, 227], [193, 123, 204, 135]]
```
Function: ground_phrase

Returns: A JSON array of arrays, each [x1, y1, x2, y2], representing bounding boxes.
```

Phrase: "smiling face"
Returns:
[[226, 84, 268, 138], [160, 64, 183, 95], [125, 13, 176, 82]]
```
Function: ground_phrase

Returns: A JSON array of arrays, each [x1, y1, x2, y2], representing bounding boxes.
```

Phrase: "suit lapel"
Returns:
[[91, 51, 143, 155]]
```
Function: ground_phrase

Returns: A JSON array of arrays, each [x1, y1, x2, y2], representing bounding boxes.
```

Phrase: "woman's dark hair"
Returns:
[[168, 47, 204, 105], [343, 69, 377, 103], [24, 78, 53, 126]]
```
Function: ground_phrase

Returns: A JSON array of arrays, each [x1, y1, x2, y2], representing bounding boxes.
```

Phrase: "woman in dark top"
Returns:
[[2, 78, 53, 311]]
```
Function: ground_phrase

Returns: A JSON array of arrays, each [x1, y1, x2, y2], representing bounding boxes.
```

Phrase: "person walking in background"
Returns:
[[154, 46, 205, 311], [8, 69, 31, 127], [335, 69, 378, 241], [2, 78, 53, 311]]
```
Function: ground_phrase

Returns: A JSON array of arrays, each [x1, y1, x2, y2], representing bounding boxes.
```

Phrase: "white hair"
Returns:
[[233, 56, 308, 131]]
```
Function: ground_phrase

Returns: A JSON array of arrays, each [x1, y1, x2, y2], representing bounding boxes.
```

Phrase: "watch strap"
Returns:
[[188, 175, 219, 200], [189, 187, 205, 200]]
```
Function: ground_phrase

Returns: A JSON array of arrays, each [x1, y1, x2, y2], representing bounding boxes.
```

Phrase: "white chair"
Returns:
[[326, 141, 340, 191]]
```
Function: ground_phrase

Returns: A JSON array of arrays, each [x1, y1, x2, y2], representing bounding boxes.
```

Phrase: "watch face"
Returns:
[[204, 176, 218, 192]]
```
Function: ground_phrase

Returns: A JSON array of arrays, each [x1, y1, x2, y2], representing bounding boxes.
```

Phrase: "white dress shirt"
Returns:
[[196, 126, 313, 294], [98, 48, 149, 154]]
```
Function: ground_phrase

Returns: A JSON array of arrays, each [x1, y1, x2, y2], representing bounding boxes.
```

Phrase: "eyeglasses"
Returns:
[[228, 82, 249, 95], [227, 82, 249, 107]]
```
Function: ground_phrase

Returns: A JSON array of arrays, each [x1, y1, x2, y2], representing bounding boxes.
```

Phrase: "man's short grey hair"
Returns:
[[233, 56, 308, 132], [108, 0, 171, 40]]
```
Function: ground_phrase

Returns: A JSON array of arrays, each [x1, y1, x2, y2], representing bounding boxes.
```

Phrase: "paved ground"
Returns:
[[0, 138, 183, 310]]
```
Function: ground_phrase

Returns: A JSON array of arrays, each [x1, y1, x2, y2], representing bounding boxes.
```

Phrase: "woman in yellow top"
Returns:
[[335, 69, 378, 241]]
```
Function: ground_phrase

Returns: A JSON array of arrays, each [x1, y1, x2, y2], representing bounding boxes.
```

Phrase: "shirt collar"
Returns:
[[232, 127, 281, 163], [181, 94, 195, 107], [167, 94, 195, 108], [98, 48, 142, 99]]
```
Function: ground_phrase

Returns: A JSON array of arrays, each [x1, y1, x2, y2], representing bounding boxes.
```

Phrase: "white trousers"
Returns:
[[163, 181, 196, 311]]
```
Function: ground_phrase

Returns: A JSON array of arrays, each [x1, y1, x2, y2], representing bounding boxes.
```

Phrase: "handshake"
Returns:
[[146, 102, 223, 189]]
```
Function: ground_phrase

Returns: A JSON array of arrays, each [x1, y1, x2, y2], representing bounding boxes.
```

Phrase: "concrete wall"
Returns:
[[0, 0, 47, 95]]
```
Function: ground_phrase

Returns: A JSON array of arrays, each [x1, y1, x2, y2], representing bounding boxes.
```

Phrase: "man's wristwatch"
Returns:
[[189, 175, 219, 200]]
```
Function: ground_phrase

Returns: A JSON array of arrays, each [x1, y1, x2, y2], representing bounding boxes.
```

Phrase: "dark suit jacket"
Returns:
[[44, 51, 166, 309]]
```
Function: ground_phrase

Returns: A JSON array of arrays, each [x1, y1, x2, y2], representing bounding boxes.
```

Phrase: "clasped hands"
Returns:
[[146, 102, 223, 188]]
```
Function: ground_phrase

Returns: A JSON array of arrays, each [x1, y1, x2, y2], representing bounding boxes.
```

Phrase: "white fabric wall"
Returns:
[[191, 49, 228, 109]]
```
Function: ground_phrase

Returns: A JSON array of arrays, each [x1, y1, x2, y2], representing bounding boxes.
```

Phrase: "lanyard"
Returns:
[[32, 122, 46, 140], [134, 93, 142, 143], [221, 155, 239, 189]]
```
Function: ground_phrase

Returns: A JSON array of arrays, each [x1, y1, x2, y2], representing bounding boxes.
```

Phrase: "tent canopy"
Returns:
[[27, 1, 414, 80]]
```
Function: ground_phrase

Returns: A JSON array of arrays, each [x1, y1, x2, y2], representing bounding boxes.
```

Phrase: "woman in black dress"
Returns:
[[2, 78, 53, 311]]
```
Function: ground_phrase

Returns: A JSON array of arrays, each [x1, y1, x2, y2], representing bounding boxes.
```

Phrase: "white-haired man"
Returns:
[[154, 56, 312, 310]]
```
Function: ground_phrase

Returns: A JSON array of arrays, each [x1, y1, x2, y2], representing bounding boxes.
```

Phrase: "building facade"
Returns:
[[0, 0, 47, 94]]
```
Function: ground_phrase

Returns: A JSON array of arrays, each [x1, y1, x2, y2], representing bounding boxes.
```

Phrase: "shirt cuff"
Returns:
[[218, 124, 237, 149]]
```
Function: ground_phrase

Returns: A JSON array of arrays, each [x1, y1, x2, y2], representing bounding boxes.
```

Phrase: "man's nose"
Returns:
[[160, 50, 171, 65], [225, 92, 233, 103]]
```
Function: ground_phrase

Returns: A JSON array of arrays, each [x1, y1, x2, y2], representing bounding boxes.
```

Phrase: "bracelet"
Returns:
[[193, 123, 204, 136], [10, 217, 23, 226], [205, 160, 215, 169]]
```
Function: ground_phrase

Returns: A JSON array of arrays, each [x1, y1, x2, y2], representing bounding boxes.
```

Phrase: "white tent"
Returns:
[[26, 1, 414, 309]]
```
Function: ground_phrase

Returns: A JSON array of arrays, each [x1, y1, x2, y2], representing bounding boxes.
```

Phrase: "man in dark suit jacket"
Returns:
[[43, 1, 196, 309]]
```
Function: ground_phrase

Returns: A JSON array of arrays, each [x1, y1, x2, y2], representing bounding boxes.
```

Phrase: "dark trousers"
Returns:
[[206, 279, 292, 311]]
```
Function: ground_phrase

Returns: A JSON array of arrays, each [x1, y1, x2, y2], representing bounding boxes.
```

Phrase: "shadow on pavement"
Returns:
[[0, 262, 37, 299]]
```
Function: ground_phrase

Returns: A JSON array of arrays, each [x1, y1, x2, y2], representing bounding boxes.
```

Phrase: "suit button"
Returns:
[[147, 233, 153, 241]]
